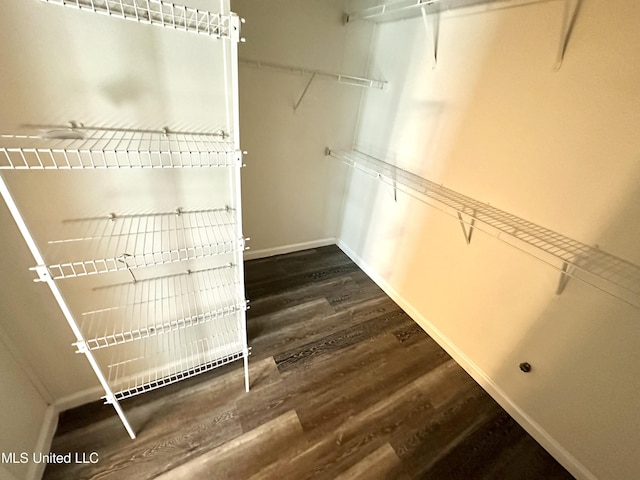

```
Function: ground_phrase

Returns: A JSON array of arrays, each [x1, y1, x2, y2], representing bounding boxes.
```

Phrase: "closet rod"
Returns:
[[240, 59, 387, 90], [23, 123, 228, 138], [346, 0, 557, 23]]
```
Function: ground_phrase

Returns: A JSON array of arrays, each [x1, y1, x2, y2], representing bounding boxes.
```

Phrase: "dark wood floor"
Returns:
[[44, 245, 574, 479]]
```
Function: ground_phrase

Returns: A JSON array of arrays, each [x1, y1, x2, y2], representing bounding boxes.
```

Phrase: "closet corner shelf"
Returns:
[[42, 207, 244, 280], [0, 126, 241, 170], [327, 148, 640, 309], [80, 264, 246, 350], [39, 0, 238, 39]]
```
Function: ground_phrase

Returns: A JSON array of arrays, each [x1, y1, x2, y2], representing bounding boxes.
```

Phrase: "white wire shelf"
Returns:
[[43, 208, 242, 280], [80, 265, 246, 349], [240, 59, 388, 90], [99, 316, 246, 401], [328, 148, 640, 308], [0, 126, 239, 170], [39, 0, 236, 39], [346, 0, 553, 23]]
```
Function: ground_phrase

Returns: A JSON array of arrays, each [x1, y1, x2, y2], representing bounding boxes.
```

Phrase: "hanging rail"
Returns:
[[346, 0, 556, 23], [240, 59, 388, 90], [39, 0, 236, 38], [327, 148, 640, 308], [0, 125, 240, 169]]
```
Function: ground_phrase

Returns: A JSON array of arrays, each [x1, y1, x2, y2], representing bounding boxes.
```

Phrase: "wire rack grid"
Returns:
[[102, 316, 245, 400], [80, 265, 245, 349], [44, 208, 242, 279], [240, 59, 388, 90], [346, 0, 549, 23], [0, 127, 238, 170], [328, 148, 640, 306], [39, 0, 233, 38]]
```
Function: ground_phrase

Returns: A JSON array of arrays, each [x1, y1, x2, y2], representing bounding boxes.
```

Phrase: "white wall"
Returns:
[[232, 0, 373, 257], [0, 330, 52, 480], [339, 1, 640, 479]]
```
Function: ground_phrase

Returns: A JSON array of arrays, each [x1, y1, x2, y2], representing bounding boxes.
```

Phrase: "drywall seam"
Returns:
[[28, 405, 58, 480], [243, 238, 336, 261], [336, 238, 597, 480]]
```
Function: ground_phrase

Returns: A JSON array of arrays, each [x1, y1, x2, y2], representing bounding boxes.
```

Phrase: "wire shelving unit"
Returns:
[[0, 0, 248, 440], [327, 148, 640, 309], [39, 0, 235, 38]]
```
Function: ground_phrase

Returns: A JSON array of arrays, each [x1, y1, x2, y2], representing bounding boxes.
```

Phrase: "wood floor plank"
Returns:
[[247, 275, 354, 318], [154, 410, 305, 480], [333, 443, 402, 480], [422, 410, 527, 480], [391, 390, 502, 478], [45, 245, 574, 480], [248, 297, 337, 359], [247, 259, 358, 300], [236, 334, 405, 434], [273, 308, 413, 373], [295, 337, 451, 438]]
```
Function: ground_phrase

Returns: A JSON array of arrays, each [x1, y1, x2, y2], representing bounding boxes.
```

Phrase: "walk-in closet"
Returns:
[[1, 1, 638, 479]]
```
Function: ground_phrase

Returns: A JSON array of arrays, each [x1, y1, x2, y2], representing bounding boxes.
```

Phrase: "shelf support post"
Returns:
[[0, 173, 136, 439], [228, 12, 250, 395], [555, 0, 582, 70], [243, 349, 250, 392]]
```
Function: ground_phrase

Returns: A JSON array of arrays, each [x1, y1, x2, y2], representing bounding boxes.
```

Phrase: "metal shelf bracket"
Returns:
[[555, 0, 582, 70], [347, 0, 583, 71], [556, 261, 576, 295], [457, 210, 476, 245], [294, 72, 317, 112], [420, 5, 440, 68], [32, 265, 51, 283]]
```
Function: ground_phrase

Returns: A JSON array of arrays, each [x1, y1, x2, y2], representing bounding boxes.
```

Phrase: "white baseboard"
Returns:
[[336, 239, 596, 480], [25, 388, 103, 480], [28, 405, 58, 480], [54, 386, 104, 413], [244, 238, 336, 261]]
